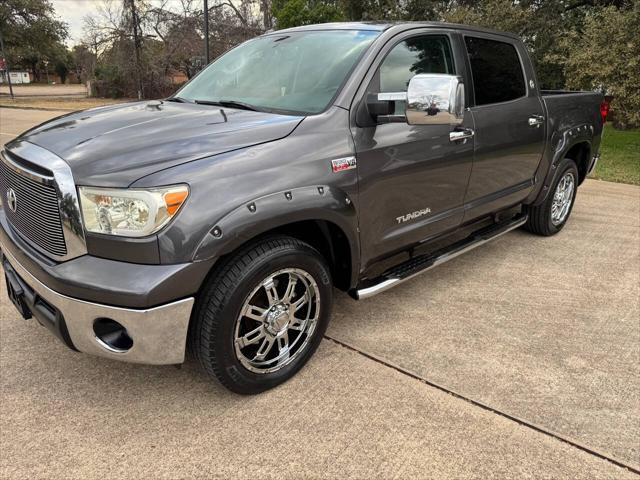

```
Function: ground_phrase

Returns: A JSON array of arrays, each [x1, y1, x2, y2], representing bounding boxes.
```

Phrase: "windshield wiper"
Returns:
[[194, 99, 257, 111], [166, 96, 189, 103]]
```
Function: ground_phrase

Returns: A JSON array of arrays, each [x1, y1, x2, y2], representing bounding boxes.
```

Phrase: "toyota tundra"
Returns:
[[0, 22, 604, 393]]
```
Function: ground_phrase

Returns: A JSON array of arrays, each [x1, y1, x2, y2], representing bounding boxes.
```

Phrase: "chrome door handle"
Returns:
[[449, 128, 475, 142], [528, 115, 545, 127]]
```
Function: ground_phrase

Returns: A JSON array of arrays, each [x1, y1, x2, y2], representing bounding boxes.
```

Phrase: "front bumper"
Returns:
[[2, 246, 194, 364]]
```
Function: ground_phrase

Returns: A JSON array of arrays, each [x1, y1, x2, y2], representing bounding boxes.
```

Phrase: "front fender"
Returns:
[[193, 184, 360, 272]]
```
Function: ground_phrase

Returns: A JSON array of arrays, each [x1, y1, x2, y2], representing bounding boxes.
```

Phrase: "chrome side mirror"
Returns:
[[406, 74, 465, 126]]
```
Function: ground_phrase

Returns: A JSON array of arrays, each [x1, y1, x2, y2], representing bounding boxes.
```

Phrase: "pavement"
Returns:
[[0, 108, 57, 143], [1, 107, 639, 479], [0, 84, 87, 97]]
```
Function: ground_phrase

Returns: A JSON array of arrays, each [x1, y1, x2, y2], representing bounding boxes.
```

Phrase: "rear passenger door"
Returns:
[[462, 34, 546, 220]]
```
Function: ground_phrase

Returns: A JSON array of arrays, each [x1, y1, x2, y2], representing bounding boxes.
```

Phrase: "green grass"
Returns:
[[590, 126, 640, 185]]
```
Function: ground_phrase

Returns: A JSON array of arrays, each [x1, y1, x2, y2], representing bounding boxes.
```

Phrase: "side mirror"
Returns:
[[365, 93, 395, 117], [406, 74, 465, 126], [366, 74, 465, 126]]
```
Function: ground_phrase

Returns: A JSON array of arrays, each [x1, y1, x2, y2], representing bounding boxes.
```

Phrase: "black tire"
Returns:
[[189, 236, 333, 394], [524, 158, 579, 236]]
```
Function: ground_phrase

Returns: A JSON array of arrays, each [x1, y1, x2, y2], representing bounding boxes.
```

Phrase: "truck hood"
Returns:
[[15, 101, 304, 186]]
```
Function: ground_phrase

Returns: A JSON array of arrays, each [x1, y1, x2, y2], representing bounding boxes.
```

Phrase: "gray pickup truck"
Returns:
[[1, 22, 604, 393]]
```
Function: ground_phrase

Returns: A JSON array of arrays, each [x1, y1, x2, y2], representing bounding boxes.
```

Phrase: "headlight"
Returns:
[[79, 185, 189, 237]]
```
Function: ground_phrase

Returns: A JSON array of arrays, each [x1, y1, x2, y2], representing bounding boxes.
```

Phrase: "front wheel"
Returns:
[[190, 236, 333, 394], [524, 158, 579, 236]]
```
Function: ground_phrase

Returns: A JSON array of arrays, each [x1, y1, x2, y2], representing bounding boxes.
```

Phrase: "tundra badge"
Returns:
[[397, 208, 432, 224]]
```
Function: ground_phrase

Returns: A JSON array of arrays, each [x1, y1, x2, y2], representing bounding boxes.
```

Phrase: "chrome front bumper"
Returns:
[[1, 246, 194, 365]]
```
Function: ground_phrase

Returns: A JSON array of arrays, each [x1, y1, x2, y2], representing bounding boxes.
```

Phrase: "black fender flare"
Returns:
[[193, 185, 360, 284], [530, 125, 593, 206]]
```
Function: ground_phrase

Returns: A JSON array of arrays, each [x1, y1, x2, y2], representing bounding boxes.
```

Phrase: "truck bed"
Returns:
[[541, 89, 603, 144]]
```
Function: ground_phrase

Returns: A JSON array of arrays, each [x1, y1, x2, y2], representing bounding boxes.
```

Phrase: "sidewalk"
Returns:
[[0, 84, 87, 97]]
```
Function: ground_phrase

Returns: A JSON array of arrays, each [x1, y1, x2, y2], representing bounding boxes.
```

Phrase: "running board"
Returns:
[[351, 214, 528, 300]]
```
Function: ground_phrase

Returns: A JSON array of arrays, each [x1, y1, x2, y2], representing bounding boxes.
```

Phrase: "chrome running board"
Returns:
[[351, 214, 528, 300]]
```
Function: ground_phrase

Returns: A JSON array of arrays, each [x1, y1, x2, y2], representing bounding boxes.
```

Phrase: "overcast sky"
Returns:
[[51, 0, 188, 46], [50, 0, 91, 45]]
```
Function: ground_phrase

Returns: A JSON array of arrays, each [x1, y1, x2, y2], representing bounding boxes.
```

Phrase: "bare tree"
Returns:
[[81, 0, 272, 98]]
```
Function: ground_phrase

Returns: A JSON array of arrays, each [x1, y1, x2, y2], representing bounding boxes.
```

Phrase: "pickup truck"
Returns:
[[0, 22, 604, 394]]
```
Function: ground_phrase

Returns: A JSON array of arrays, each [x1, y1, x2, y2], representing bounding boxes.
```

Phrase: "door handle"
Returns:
[[449, 128, 475, 142], [528, 115, 545, 127]]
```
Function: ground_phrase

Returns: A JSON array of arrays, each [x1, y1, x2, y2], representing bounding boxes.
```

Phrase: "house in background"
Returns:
[[0, 71, 31, 84], [167, 69, 188, 85]]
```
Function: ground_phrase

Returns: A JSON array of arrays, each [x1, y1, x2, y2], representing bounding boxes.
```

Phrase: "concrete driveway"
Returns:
[[1, 108, 639, 479]]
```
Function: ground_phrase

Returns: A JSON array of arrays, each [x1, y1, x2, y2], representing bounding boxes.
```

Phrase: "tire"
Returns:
[[190, 236, 333, 394], [524, 158, 579, 236]]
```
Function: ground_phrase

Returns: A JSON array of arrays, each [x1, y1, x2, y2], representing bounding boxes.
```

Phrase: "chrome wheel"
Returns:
[[551, 172, 575, 226], [234, 268, 320, 374]]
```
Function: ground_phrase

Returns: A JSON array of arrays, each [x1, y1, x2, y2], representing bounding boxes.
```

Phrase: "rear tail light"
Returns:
[[600, 98, 611, 123]]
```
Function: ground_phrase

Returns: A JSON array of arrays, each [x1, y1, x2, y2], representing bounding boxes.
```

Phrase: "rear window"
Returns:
[[464, 36, 526, 106]]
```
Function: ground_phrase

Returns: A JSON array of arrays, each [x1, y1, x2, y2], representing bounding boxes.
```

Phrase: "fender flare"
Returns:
[[193, 185, 360, 283], [530, 126, 593, 206]]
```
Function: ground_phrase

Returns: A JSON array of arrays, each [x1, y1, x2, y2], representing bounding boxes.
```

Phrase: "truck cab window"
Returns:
[[464, 36, 526, 105], [378, 35, 455, 114]]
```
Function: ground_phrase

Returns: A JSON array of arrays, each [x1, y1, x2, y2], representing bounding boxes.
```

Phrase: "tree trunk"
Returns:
[[30, 60, 39, 82], [261, 0, 273, 30]]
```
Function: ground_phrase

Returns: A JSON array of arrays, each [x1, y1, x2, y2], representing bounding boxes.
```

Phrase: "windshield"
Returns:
[[177, 30, 380, 115]]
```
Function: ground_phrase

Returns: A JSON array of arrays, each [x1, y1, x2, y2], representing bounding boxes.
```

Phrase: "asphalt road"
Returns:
[[1, 107, 639, 479]]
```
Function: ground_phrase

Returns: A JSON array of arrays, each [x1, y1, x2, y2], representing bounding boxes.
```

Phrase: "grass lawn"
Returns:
[[0, 96, 132, 111], [590, 126, 640, 185]]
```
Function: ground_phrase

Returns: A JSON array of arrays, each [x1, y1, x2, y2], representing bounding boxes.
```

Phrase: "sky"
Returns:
[[51, 0, 101, 45], [50, 0, 189, 46]]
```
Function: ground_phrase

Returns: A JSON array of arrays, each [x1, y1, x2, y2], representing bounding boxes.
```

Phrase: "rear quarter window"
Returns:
[[464, 36, 526, 106]]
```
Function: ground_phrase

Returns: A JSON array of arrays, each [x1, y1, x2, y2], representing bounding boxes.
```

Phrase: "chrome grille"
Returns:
[[0, 157, 67, 257]]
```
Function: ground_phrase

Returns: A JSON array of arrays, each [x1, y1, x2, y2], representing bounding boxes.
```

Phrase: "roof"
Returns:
[[268, 21, 521, 41]]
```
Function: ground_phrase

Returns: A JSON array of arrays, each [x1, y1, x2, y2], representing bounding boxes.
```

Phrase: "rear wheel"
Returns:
[[190, 236, 332, 394], [524, 158, 578, 236]]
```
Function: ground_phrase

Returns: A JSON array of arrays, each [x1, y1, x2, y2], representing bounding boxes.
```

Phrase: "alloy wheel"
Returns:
[[234, 268, 320, 374], [551, 172, 575, 226]]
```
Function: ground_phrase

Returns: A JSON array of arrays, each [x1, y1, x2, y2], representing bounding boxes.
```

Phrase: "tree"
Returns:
[[53, 47, 72, 84], [439, 0, 637, 90], [402, 0, 442, 21], [81, 0, 269, 98], [0, 0, 68, 81], [71, 44, 97, 83], [271, 0, 345, 29], [562, 3, 640, 128], [149, 6, 202, 79], [341, 0, 404, 20], [441, 0, 560, 86]]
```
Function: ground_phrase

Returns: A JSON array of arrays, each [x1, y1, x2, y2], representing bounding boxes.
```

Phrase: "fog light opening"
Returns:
[[93, 318, 133, 353]]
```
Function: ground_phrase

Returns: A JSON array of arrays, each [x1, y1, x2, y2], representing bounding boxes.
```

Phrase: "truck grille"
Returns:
[[0, 157, 67, 257]]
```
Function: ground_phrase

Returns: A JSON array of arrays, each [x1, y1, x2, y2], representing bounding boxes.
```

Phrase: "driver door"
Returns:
[[352, 32, 475, 268]]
